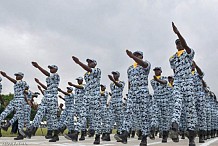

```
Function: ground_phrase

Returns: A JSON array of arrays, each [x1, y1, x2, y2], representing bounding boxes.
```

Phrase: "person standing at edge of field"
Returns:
[[150, 67, 170, 143], [114, 50, 151, 146], [0, 71, 27, 140], [22, 62, 60, 142], [64, 56, 102, 145], [169, 22, 196, 146]]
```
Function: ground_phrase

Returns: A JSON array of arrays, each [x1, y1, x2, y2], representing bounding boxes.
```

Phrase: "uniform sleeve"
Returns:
[[91, 68, 101, 78], [144, 60, 151, 72], [120, 81, 125, 90], [150, 79, 156, 90], [169, 55, 176, 69]]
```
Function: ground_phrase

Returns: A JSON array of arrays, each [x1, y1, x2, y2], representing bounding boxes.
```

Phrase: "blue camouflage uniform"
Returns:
[[0, 73, 27, 131], [151, 76, 170, 132], [122, 60, 151, 136], [110, 80, 125, 133], [74, 68, 101, 134], [58, 89, 75, 131], [170, 49, 197, 131]]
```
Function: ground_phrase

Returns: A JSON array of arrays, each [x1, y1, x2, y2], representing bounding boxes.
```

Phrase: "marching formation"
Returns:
[[0, 23, 218, 146]]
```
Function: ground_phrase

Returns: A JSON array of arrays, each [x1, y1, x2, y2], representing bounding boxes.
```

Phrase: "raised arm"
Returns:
[[32, 62, 50, 76], [172, 22, 191, 54], [58, 95, 65, 101], [153, 76, 167, 85], [37, 85, 44, 95], [108, 75, 122, 87], [72, 56, 92, 72], [58, 88, 69, 96], [126, 50, 148, 68], [35, 78, 47, 90], [68, 82, 84, 89], [0, 71, 16, 84]]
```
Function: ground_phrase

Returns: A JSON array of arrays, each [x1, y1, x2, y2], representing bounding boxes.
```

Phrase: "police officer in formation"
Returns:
[[0, 22, 218, 146]]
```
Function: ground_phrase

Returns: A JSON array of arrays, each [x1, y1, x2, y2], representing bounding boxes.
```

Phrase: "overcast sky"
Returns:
[[0, 0, 218, 104]]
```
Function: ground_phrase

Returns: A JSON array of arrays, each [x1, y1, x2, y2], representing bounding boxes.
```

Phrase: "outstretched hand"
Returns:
[[72, 56, 80, 64], [108, 75, 114, 81], [68, 82, 73, 86], [32, 62, 39, 68], [172, 22, 180, 34], [34, 78, 39, 83], [0, 71, 7, 77], [126, 50, 133, 58]]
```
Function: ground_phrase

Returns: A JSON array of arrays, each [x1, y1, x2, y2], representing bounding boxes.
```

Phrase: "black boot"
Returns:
[[102, 133, 111, 141], [79, 131, 86, 141], [32, 127, 38, 136], [139, 135, 147, 146], [211, 130, 215, 138], [14, 131, 24, 140], [188, 130, 196, 146], [101, 133, 105, 140], [207, 130, 211, 139], [45, 130, 53, 139], [1, 121, 11, 131], [149, 127, 155, 140], [93, 134, 100, 144], [204, 130, 207, 140], [181, 131, 185, 139], [64, 130, 79, 142], [170, 122, 179, 142], [49, 130, 59, 142], [131, 130, 135, 138], [199, 130, 205, 143], [137, 130, 142, 140], [114, 130, 128, 144], [216, 130, 218, 137], [162, 131, 168, 143]]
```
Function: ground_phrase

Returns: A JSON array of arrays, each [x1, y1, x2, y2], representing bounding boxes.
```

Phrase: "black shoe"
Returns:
[[149, 127, 155, 140], [14, 132, 24, 140], [64, 131, 79, 142], [1, 121, 11, 131], [45, 130, 53, 139], [137, 130, 142, 140], [49, 130, 59, 142], [139, 135, 147, 146], [162, 131, 168, 143], [181, 131, 185, 139], [102, 133, 111, 141], [114, 131, 128, 144], [93, 134, 100, 144], [79, 131, 86, 141], [170, 122, 179, 142], [211, 130, 215, 138], [188, 130, 196, 146], [207, 130, 211, 139], [199, 130, 205, 143], [131, 131, 135, 138], [101, 133, 105, 140]]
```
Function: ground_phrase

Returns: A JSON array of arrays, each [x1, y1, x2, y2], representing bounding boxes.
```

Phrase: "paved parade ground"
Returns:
[[1, 135, 218, 146]]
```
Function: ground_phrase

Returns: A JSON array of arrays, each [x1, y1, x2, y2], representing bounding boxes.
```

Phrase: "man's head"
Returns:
[[168, 76, 174, 83], [112, 71, 120, 80], [67, 87, 73, 93], [175, 39, 183, 51], [133, 51, 143, 59], [59, 103, 64, 109], [100, 84, 106, 91], [76, 77, 83, 84], [48, 65, 58, 73], [14, 72, 24, 80], [86, 59, 97, 68], [153, 67, 162, 76]]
